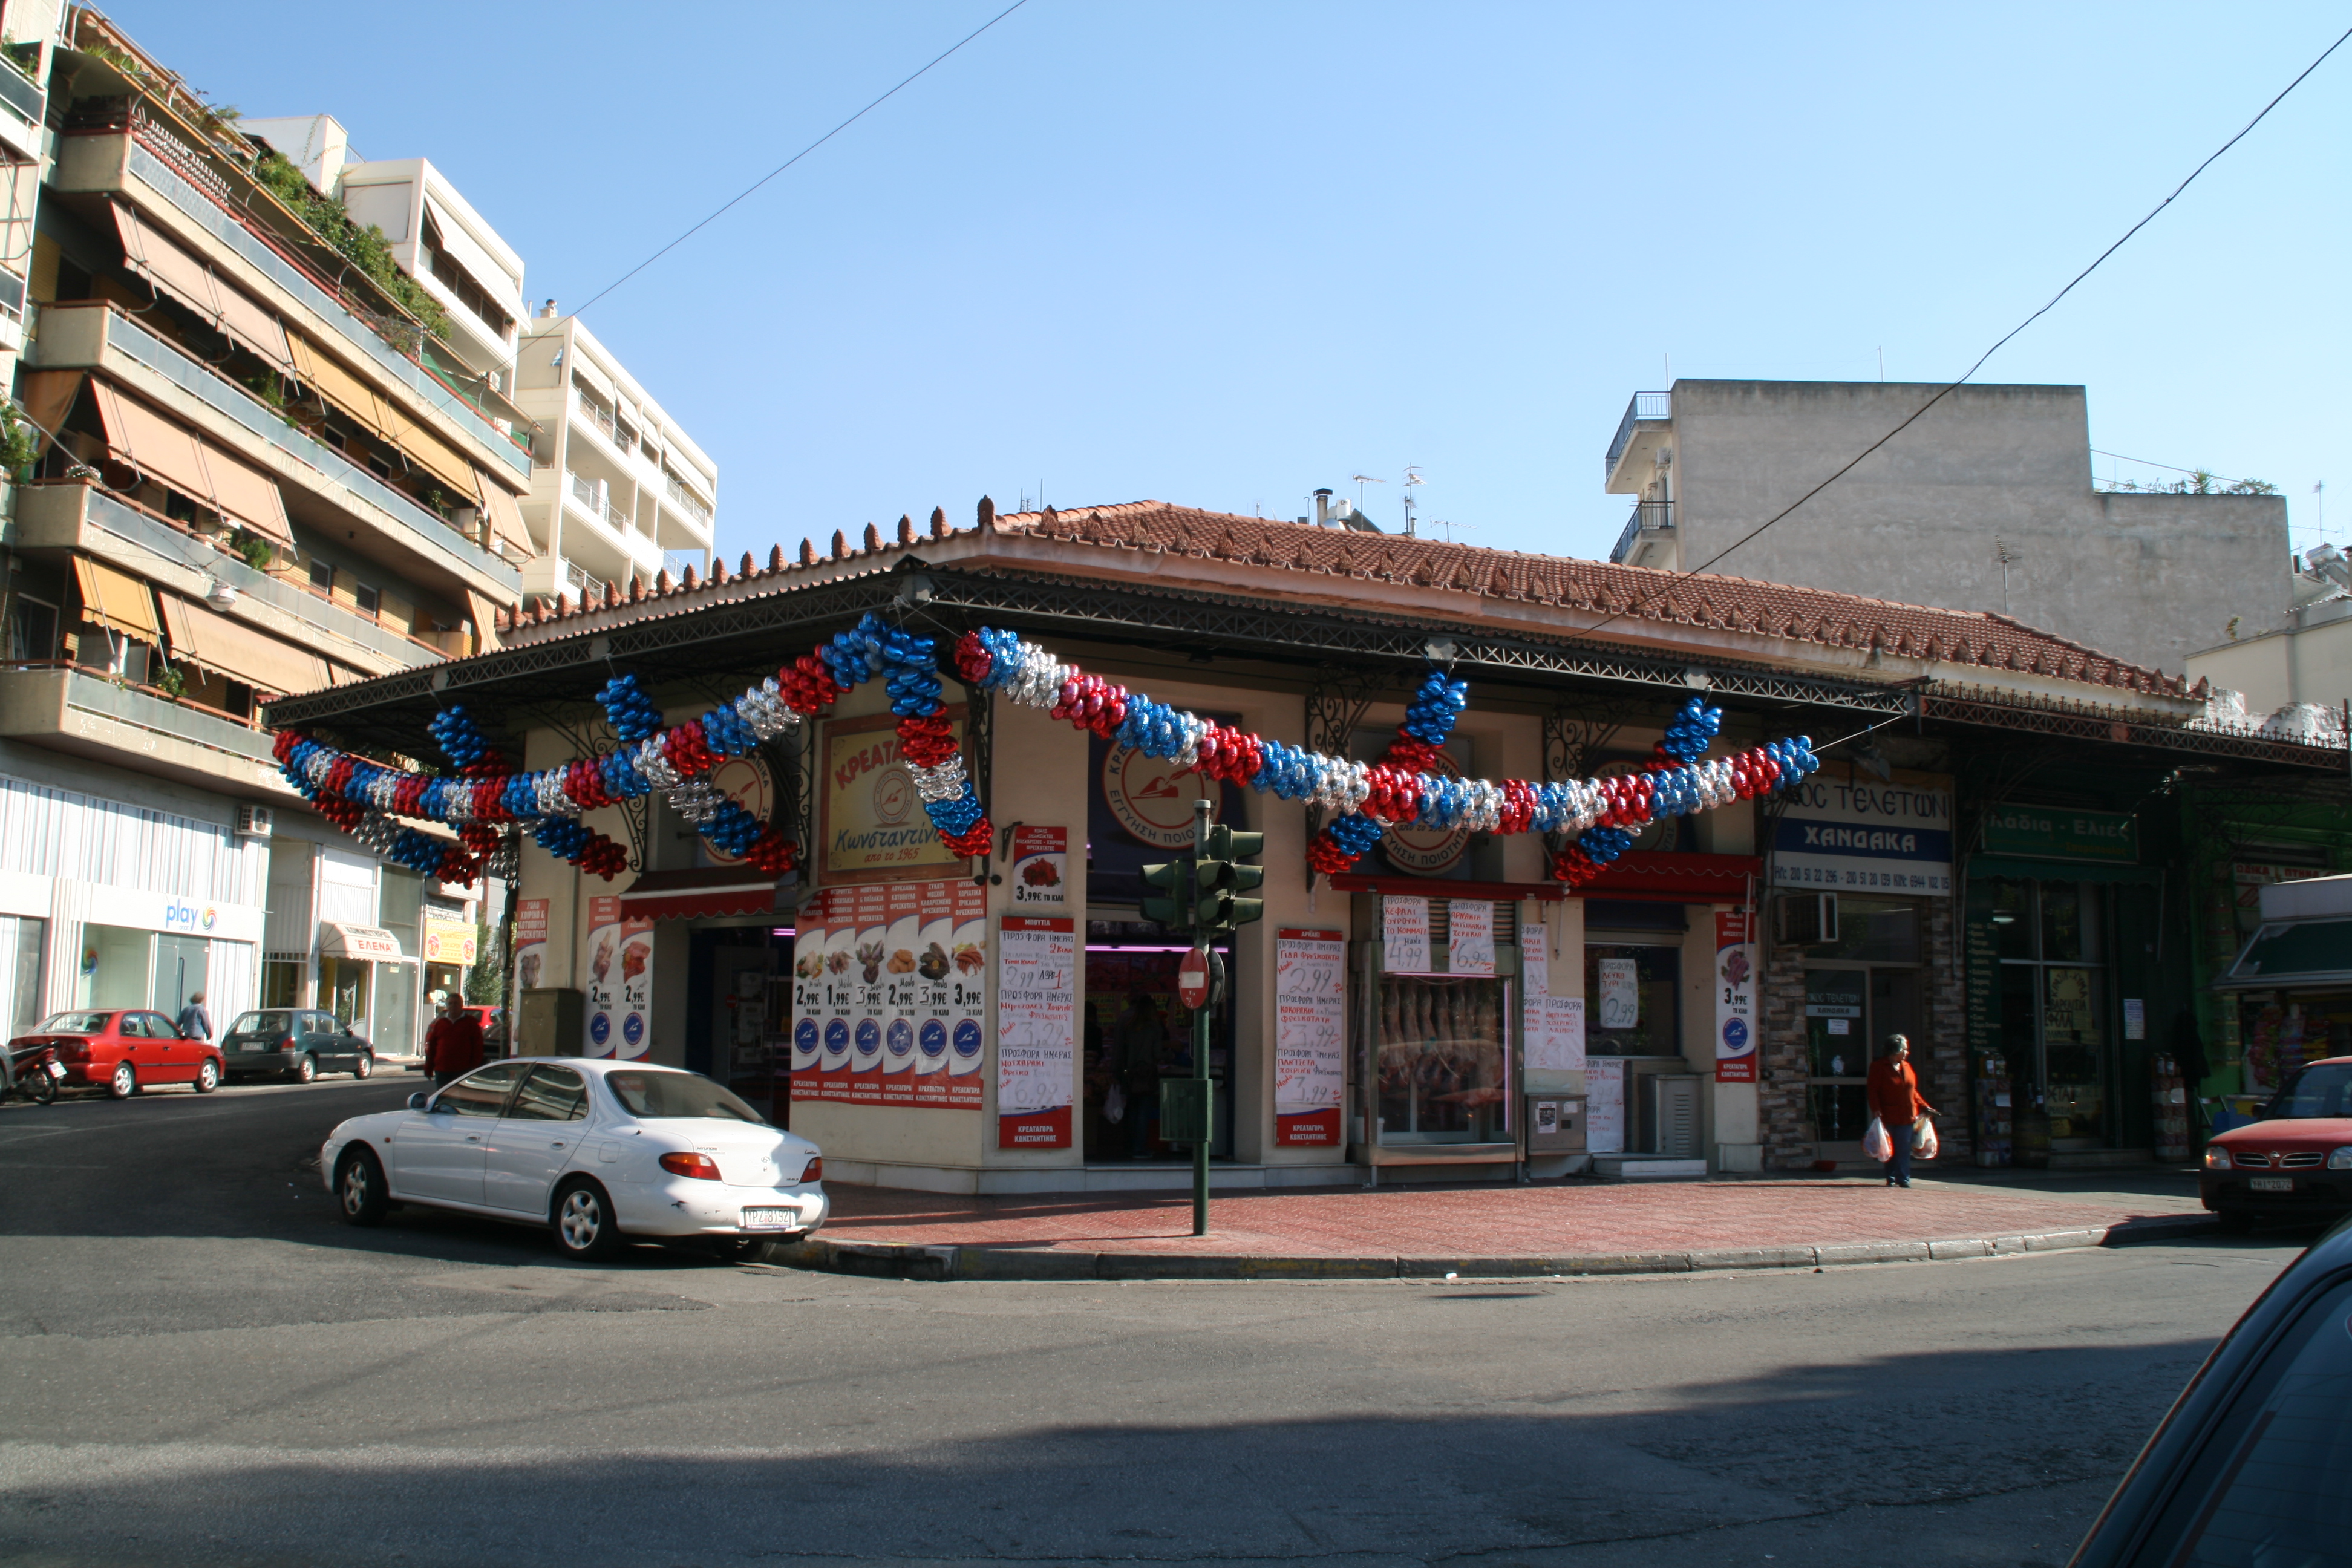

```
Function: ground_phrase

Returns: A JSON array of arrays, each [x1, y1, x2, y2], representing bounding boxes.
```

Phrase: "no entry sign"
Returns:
[[1176, 947, 1210, 1011]]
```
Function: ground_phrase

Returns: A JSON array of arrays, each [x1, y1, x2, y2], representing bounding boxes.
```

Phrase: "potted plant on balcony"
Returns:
[[154, 662, 186, 702]]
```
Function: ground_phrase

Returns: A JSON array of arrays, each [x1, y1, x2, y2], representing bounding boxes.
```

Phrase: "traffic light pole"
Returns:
[[1191, 796, 1212, 1238]]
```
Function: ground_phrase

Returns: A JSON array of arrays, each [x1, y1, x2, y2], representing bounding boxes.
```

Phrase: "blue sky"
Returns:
[[121, 2, 2352, 566]]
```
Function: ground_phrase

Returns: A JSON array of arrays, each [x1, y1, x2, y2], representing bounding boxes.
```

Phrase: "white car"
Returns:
[[319, 1057, 827, 1261]]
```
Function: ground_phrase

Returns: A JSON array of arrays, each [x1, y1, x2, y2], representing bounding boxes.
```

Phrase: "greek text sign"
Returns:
[[818, 708, 970, 881], [1772, 768, 1953, 896]]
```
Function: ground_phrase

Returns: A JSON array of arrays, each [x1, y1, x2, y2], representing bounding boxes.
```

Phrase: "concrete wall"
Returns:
[[1655, 381, 2288, 675], [2187, 604, 2352, 715]]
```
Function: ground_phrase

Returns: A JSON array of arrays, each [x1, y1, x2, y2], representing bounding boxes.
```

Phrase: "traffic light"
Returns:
[[1141, 856, 1195, 933], [1195, 826, 1267, 936]]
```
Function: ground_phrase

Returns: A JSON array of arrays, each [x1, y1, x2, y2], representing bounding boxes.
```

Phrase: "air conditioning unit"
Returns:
[[235, 804, 274, 838], [1774, 892, 1838, 946]]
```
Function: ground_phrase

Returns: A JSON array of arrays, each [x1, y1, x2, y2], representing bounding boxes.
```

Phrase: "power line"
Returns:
[[569, 1, 1031, 318], [1584, 22, 2352, 638]]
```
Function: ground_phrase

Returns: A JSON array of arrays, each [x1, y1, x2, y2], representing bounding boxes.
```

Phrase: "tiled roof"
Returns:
[[500, 498, 2192, 698]]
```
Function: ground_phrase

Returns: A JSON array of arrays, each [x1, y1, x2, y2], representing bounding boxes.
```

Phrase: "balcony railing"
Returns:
[[1609, 500, 1674, 564], [560, 557, 611, 605], [95, 305, 519, 592], [1604, 390, 1671, 479], [63, 668, 281, 768], [0, 51, 42, 126], [579, 397, 622, 448], [117, 138, 534, 478], [664, 472, 713, 526], [661, 551, 702, 581]]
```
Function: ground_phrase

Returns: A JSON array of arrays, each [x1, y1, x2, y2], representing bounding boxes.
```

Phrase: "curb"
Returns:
[[760, 1210, 2216, 1283]]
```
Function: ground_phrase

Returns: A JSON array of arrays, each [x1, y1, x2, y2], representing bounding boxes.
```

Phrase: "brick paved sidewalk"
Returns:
[[814, 1174, 2208, 1263]]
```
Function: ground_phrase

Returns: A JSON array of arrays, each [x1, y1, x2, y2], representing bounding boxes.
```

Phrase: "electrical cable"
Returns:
[[569, 0, 1031, 319], [1583, 22, 2352, 641]]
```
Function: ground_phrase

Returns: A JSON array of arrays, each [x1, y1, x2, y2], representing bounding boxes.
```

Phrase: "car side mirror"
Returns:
[[407, 1091, 429, 1110]]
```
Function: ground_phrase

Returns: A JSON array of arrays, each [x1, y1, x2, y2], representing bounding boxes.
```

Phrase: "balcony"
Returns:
[[53, 125, 533, 480], [663, 471, 713, 528], [0, 666, 292, 799], [565, 470, 633, 535], [0, 48, 44, 160], [8, 483, 449, 676], [661, 550, 704, 581], [560, 557, 612, 605], [32, 302, 520, 598], [1609, 500, 1676, 569], [1604, 390, 1670, 488]]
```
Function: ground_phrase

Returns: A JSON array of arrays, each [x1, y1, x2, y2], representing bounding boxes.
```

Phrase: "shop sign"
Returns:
[[583, 896, 652, 1059], [1382, 896, 1431, 973], [1009, 826, 1068, 907], [1448, 900, 1496, 976], [1981, 806, 2137, 863], [78, 881, 263, 943], [329, 924, 405, 961], [1275, 927, 1347, 1145], [697, 755, 773, 867], [1714, 911, 1757, 1083], [996, 915, 1076, 1148], [1772, 769, 1953, 896], [512, 898, 549, 993], [1521, 950, 1586, 1074], [422, 918, 477, 965], [1382, 749, 1470, 875], [1100, 745, 1220, 850], [791, 879, 985, 1107], [819, 709, 970, 881]]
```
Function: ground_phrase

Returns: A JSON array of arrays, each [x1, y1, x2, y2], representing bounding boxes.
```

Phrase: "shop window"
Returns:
[[1982, 877, 2112, 1151], [77, 924, 152, 1010], [1794, 897, 1921, 964], [0, 915, 45, 1037], [260, 958, 302, 1008], [1373, 974, 1510, 1143], [1584, 941, 1679, 1055]]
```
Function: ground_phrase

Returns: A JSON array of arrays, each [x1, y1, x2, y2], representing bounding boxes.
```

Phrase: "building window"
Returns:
[[1985, 878, 2109, 1151], [307, 557, 334, 593], [1584, 940, 1680, 1056], [6, 595, 57, 662], [353, 583, 381, 618]]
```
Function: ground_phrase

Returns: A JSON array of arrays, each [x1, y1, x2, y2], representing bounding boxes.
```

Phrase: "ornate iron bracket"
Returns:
[[1302, 664, 1393, 889]]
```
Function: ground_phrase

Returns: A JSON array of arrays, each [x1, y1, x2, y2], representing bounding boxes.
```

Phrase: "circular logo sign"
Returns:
[[1102, 746, 1219, 849], [919, 1020, 949, 1059], [886, 1019, 914, 1058], [952, 1019, 982, 1059], [1383, 748, 1470, 875], [702, 756, 774, 865], [1722, 1017, 1751, 1052], [871, 766, 915, 826], [622, 1012, 645, 1047], [201, 907, 217, 930], [823, 1019, 851, 1060], [794, 1018, 820, 1060], [854, 1018, 882, 1063], [588, 1011, 611, 1047]]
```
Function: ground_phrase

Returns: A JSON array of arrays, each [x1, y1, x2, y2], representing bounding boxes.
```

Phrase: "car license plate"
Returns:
[[740, 1207, 800, 1230], [45, 1061, 65, 1079], [2250, 1177, 2294, 1192]]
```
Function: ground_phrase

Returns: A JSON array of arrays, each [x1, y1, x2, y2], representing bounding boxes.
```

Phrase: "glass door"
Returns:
[[1805, 967, 1870, 1146], [1988, 878, 2111, 1151]]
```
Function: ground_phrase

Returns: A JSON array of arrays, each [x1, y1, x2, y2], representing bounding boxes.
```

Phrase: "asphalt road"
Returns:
[[0, 1077, 2319, 1568]]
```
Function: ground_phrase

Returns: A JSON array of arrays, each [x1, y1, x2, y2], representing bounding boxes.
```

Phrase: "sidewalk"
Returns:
[[773, 1169, 2217, 1282]]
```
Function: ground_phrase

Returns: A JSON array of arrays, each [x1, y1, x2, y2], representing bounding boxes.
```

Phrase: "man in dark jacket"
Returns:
[[423, 997, 485, 1088], [1867, 1034, 1939, 1189]]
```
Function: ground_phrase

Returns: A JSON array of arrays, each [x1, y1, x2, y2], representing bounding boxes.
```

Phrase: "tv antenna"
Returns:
[[1350, 472, 1385, 514], [1400, 466, 1425, 538]]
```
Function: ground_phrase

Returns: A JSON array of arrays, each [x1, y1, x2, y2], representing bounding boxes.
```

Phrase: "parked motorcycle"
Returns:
[[4, 1042, 62, 1105]]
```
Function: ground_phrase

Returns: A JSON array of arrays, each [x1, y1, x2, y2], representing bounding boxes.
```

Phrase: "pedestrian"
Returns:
[[1867, 1033, 1939, 1189], [176, 991, 212, 1044], [1115, 998, 1166, 1160], [422, 995, 485, 1089]]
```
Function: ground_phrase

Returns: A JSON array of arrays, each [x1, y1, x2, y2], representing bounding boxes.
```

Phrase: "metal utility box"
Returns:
[[517, 987, 585, 1057], [1525, 1095, 1587, 1153], [1640, 1073, 1704, 1158], [1159, 1079, 1212, 1145]]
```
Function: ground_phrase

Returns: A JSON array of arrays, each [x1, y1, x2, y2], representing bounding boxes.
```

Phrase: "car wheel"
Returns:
[[2216, 1209, 2259, 1235], [336, 1147, 390, 1227], [353, 1053, 373, 1080], [108, 1061, 136, 1100], [195, 1059, 220, 1094], [28, 1067, 56, 1105], [552, 1178, 622, 1262], [293, 1053, 318, 1085]]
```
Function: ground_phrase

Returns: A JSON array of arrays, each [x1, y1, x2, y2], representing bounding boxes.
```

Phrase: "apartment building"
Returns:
[[0, 10, 542, 1051], [0, 1, 62, 394], [1601, 380, 2288, 675], [511, 307, 716, 608]]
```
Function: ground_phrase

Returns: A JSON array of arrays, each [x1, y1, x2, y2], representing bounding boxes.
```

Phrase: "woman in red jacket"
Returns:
[[1866, 1034, 1939, 1188]]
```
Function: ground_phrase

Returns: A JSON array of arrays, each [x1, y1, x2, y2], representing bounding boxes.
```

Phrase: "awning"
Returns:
[[18, 369, 83, 452], [72, 555, 160, 639], [463, 587, 502, 654], [619, 866, 793, 922], [89, 379, 292, 542], [374, 392, 480, 498], [2214, 918, 2352, 993], [111, 202, 292, 371], [475, 468, 534, 560], [1584, 851, 1765, 904], [287, 332, 392, 442], [320, 923, 407, 961], [158, 593, 331, 697], [1324, 873, 1569, 903]]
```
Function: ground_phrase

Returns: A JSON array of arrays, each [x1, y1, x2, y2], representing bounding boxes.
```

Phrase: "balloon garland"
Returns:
[[274, 611, 1817, 893]]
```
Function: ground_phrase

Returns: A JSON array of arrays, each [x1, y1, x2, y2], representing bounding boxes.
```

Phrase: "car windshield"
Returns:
[[228, 1011, 292, 1037], [603, 1070, 768, 1125], [2265, 1063, 2352, 1119], [34, 1012, 109, 1034]]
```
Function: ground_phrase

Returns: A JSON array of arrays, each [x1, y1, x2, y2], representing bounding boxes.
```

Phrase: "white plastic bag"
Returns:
[[1104, 1082, 1127, 1125], [1863, 1116, 1893, 1163], [1913, 1115, 1939, 1161]]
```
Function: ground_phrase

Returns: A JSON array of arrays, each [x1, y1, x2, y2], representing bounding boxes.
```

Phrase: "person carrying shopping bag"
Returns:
[[1866, 1034, 1939, 1188]]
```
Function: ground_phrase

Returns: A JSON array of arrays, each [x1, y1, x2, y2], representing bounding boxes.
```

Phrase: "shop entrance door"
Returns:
[[152, 936, 207, 1029], [1804, 968, 1870, 1149], [1083, 942, 1235, 1163]]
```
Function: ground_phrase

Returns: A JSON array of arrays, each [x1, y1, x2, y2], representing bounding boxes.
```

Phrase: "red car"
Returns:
[[2200, 1054, 2352, 1230], [10, 1009, 227, 1099]]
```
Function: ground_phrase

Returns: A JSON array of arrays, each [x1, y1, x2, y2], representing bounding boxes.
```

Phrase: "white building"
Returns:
[[510, 308, 716, 607]]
